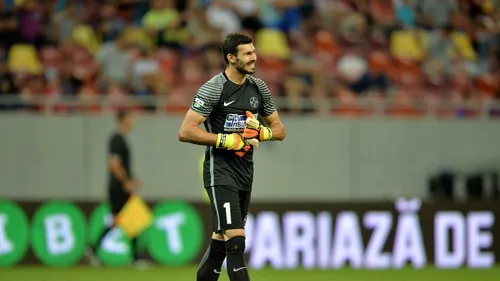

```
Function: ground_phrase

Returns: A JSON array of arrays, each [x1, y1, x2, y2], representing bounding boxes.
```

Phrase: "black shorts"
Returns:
[[108, 187, 130, 215], [206, 186, 251, 233]]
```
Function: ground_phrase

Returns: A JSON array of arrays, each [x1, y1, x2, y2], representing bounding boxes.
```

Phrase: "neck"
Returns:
[[225, 67, 246, 85], [118, 127, 128, 135]]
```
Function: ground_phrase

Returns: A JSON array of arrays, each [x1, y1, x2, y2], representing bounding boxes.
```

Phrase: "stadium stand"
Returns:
[[0, 0, 498, 116]]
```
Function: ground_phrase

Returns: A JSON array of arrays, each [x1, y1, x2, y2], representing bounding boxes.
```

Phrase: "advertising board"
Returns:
[[0, 198, 498, 269]]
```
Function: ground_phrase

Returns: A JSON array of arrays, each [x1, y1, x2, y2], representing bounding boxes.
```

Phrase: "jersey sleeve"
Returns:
[[190, 81, 223, 117], [109, 135, 124, 161], [254, 78, 277, 117]]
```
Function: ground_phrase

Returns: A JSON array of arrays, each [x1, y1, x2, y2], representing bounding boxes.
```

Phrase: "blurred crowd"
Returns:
[[0, 0, 498, 114]]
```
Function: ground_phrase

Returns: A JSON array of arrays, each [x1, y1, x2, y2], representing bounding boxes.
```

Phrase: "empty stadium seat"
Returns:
[[255, 28, 291, 60], [476, 74, 498, 96], [8, 44, 42, 74], [256, 56, 286, 84], [314, 30, 341, 64], [394, 70, 423, 91], [164, 88, 190, 113], [367, 51, 391, 75], [124, 26, 155, 51], [390, 30, 427, 61], [155, 48, 179, 73], [71, 24, 100, 54], [450, 32, 477, 61], [331, 91, 375, 117], [449, 72, 472, 95]]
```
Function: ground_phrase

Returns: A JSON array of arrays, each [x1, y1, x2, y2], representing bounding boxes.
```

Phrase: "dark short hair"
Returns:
[[221, 33, 253, 65], [116, 110, 130, 123]]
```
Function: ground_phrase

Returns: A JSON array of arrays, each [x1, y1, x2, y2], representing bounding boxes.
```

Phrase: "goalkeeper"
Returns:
[[178, 32, 286, 281]]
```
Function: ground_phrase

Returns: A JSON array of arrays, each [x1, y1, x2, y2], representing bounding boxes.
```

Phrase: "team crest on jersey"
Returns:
[[250, 97, 259, 108], [224, 113, 259, 132]]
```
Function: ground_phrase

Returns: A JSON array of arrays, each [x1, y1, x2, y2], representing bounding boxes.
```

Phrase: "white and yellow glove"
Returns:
[[242, 111, 272, 142]]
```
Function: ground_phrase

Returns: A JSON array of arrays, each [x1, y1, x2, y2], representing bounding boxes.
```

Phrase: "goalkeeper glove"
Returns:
[[242, 111, 272, 142], [234, 144, 251, 157], [235, 137, 260, 157], [216, 133, 259, 157]]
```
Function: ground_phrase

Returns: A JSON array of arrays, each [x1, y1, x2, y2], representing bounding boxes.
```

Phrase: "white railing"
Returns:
[[0, 95, 499, 119]]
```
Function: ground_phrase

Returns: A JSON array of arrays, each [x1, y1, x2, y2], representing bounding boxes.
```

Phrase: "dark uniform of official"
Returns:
[[190, 71, 276, 233], [108, 133, 132, 215]]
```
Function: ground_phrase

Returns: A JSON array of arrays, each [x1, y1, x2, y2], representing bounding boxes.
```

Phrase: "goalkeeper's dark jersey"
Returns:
[[190, 72, 276, 191]]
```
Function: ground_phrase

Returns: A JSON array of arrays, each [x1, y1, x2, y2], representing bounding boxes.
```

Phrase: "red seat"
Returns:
[[155, 48, 179, 72], [164, 88, 191, 114], [394, 71, 423, 92], [367, 51, 391, 75], [314, 30, 340, 54], [385, 92, 426, 117], [393, 57, 421, 73], [256, 56, 286, 84], [449, 72, 472, 97], [424, 73, 447, 91], [331, 91, 374, 117], [314, 30, 342, 66], [476, 74, 498, 96]]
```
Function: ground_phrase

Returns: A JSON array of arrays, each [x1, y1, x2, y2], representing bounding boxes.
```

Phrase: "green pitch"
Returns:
[[1, 266, 500, 281]]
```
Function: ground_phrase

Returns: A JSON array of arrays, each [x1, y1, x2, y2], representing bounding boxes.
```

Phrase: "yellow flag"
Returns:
[[115, 195, 153, 239]]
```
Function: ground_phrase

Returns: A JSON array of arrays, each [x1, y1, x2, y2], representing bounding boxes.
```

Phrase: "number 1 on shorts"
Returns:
[[223, 202, 232, 224]]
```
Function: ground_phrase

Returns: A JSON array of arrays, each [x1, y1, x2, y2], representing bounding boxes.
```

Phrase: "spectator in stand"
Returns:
[[424, 24, 477, 76], [142, 0, 188, 49], [185, 7, 222, 52], [50, 0, 81, 43], [97, 3, 126, 43], [336, 53, 391, 96], [131, 47, 159, 97], [418, 0, 459, 28], [395, 0, 416, 28], [0, 63, 19, 111], [259, 0, 301, 33], [0, 0, 497, 115], [95, 31, 133, 92], [336, 1, 370, 50], [16, 0, 51, 49], [0, 0, 19, 61], [142, 0, 181, 33], [204, 0, 258, 36]]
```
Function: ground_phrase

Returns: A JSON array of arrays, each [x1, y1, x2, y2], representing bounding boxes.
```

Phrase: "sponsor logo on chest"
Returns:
[[224, 113, 259, 132]]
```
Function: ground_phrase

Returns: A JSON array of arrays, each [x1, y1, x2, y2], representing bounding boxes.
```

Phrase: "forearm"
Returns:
[[110, 164, 129, 183], [269, 123, 286, 141], [178, 125, 218, 146]]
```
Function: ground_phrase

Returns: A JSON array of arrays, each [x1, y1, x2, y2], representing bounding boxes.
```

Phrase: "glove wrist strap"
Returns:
[[216, 133, 226, 149], [261, 127, 272, 141]]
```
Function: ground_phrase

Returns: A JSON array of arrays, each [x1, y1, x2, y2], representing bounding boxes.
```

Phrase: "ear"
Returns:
[[227, 53, 236, 64]]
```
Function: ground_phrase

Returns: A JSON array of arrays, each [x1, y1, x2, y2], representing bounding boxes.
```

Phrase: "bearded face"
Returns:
[[230, 43, 257, 75]]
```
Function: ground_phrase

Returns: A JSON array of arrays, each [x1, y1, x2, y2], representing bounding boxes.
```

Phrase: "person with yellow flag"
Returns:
[[85, 110, 152, 267]]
